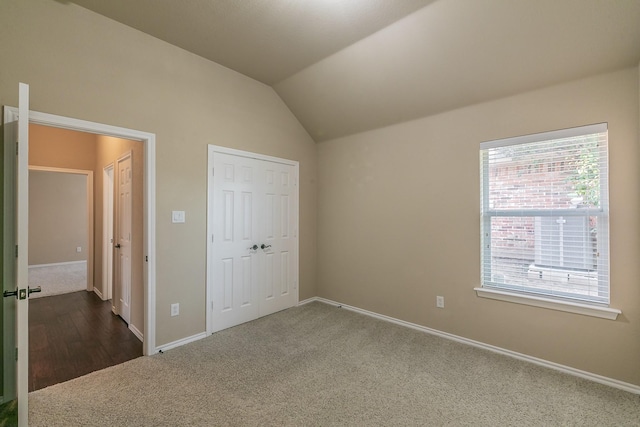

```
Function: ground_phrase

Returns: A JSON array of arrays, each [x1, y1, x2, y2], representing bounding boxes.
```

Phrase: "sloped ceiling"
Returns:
[[70, 0, 640, 142], [68, 0, 435, 85]]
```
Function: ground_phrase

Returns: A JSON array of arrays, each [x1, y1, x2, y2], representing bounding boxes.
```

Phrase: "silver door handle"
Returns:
[[3, 289, 18, 298], [28, 286, 42, 295], [261, 244, 271, 250]]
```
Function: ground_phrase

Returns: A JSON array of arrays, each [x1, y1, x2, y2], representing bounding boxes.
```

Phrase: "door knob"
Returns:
[[248, 244, 258, 251], [28, 286, 42, 295], [3, 289, 18, 298], [260, 244, 271, 250], [115, 243, 121, 249]]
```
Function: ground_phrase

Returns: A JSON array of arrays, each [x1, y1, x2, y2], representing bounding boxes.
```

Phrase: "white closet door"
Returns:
[[211, 153, 261, 332], [209, 149, 298, 333], [259, 161, 297, 316]]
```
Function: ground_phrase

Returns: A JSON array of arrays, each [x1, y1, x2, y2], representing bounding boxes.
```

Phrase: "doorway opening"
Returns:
[[12, 108, 157, 356], [26, 122, 151, 390], [28, 167, 93, 298]]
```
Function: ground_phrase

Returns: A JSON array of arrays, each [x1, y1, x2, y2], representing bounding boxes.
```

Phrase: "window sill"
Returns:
[[473, 287, 621, 320]]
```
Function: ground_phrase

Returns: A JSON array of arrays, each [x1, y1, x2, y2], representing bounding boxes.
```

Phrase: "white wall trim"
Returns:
[[306, 297, 640, 395], [7, 106, 157, 356], [474, 287, 621, 320], [93, 287, 104, 301], [156, 332, 207, 353], [207, 145, 298, 166], [28, 260, 87, 269], [297, 297, 318, 306], [129, 324, 144, 343]]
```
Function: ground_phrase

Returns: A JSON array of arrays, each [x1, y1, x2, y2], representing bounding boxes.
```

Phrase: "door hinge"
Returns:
[[15, 141, 19, 155], [15, 245, 18, 258], [212, 168, 215, 176], [211, 234, 214, 243], [211, 301, 213, 310], [15, 347, 18, 361], [145, 255, 148, 262]]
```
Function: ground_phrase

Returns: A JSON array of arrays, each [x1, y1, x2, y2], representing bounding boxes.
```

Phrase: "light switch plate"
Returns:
[[172, 210, 185, 223]]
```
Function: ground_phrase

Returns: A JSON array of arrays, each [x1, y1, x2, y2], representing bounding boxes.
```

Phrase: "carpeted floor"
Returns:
[[28, 262, 87, 298], [29, 302, 640, 426]]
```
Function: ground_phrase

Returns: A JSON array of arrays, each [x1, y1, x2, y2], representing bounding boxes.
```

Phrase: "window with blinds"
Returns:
[[480, 124, 609, 305]]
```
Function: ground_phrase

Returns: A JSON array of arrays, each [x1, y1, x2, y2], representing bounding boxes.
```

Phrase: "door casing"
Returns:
[[4, 106, 157, 356]]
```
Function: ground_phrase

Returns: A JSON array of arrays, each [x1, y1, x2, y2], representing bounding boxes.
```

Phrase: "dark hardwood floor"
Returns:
[[28, 290, 142, 392]]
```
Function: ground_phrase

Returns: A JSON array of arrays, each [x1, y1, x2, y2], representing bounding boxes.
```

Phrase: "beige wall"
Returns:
[[29, 170, 87, 265], [94, 135, 144, 333], [317, 67, 640, 386], [0, 0, 317, 346], [29, 124, 97, 171]]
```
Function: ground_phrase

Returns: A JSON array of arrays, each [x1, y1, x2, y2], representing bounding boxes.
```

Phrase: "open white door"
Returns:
[[103, 163, 114, 301], [115, 152, 132, 324], [2, 83, 32, 426]]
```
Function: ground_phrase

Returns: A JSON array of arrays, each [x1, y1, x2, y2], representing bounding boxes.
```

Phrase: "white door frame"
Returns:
[[6, 107, 157, 355], [28, 166, 94, 293], [206, 145, 299, 336], [103, 163, 114, 301]]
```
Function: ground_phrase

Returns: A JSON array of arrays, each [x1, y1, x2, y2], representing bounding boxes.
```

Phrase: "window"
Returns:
[[479, 124, 610, 308]]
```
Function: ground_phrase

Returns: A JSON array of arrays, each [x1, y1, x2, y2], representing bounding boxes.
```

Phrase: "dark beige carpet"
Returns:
[[29, 302, 640, 426]]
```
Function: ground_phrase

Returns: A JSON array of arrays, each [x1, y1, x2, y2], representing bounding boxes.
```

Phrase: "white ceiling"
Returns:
[[70, 0, 640, 142]]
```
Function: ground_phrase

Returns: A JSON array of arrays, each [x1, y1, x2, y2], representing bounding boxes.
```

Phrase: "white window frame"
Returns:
[[474, 124, 620, 320]]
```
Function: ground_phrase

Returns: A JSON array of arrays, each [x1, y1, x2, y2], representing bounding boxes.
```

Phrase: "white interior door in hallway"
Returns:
[[115, 152, 132, 324], [207, 146, 299, 333]]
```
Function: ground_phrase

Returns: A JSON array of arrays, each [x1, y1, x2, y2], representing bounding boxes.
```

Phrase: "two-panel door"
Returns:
[[209, 150, 298, 333]]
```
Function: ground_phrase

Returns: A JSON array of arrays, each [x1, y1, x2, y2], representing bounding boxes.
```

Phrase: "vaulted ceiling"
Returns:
[[70, 0, 640, 142]]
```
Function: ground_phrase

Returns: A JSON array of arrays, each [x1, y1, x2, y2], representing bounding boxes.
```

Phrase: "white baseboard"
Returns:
[[297, 297, 318, 306], [304, 297, 640, 395], [93, 287, 104, 300], [129, 324, 144, 342], [28, 260, 87, 269], [155, 332, 207, 354]]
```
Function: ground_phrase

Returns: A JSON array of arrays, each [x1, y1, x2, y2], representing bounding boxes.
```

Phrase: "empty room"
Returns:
[[1, 0, 640, 425]]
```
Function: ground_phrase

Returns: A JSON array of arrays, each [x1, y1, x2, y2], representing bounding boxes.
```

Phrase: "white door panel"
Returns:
[[116, 153, 132, 324], [2, 83, 30, 426], [259, 162, 296, 315], [209, 149, 298, 333], [211, 153, 260, 332]]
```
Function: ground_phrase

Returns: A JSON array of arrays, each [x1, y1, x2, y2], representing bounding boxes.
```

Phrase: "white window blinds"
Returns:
[[480, 124, 609, 304]]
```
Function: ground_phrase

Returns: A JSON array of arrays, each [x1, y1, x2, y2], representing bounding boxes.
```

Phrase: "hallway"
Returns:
[[28, 291, 142, 391]]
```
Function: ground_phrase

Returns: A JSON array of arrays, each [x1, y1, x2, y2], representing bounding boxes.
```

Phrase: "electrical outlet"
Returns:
[[76, 246, 82, 253], [436, 296, 445, 308], [171, 303, 179, 317]]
